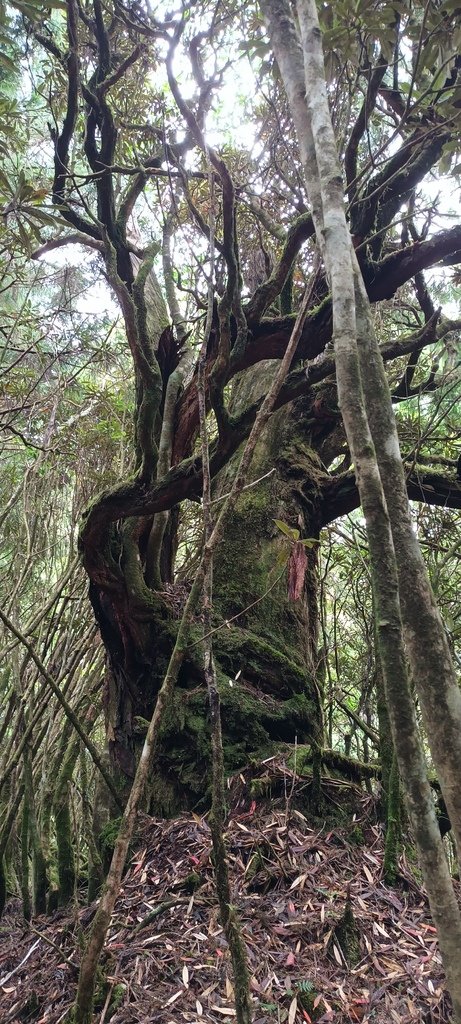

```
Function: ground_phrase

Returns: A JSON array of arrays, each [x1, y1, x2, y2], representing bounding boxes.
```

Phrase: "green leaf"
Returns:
[[0, 168, 13, 195], [21, 205, 56, 225], [272, 548, 289, 573], [22, 215, 42, 240], [274, 519, 299, 541], [10, 0, 66, 17], [0, 51, 18, 73], [16, 219, 32, 253], [439, 152, 453, 174]]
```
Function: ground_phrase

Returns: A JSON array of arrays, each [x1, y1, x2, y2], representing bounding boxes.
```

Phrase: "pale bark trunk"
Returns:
[[353, 272, 461, 857], [261, 0, 461, 1016], [197, 260, 252, 1023]]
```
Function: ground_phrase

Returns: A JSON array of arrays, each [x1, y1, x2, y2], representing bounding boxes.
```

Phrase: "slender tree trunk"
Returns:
[[374, 655, 393, 816], [383, 752, 401, 884], [261, 0, 461, 1016], [353, 272, 461, 857], [54, 744, 78, 906], [21, 722, 47, 916], [0, 784, 24, 920], [20, 785, 31, 922], [197, 253, 252, 1023]]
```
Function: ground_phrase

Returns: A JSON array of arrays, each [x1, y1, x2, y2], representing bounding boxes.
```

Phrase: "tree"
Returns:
[[1, 0, 461, 1016], [260, 0, 461, 1012], [1, 0, 461, 838]]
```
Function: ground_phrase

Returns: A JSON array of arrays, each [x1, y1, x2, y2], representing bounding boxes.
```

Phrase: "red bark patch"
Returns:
[[288, 541, 307, 601]]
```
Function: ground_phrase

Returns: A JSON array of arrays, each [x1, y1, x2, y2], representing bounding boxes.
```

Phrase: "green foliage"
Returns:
[[0, 0, 460, 970], [274, 519, 319, 547]]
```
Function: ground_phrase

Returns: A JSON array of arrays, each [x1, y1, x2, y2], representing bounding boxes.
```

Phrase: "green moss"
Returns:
[[65, 974, 126, 1024], [212, 460, 318, 658], [99, 817, 122, 849], [148, 641, 321, 815], [215, 627, 309, 696], [98, 818, 126, 872], [148, 773, 189, 818], [0, 857, 5, 920], [321, 749, 380, 782], [383, 754, 401, 885], [92, 966, 116, 1014], [280, 267, 293, 315], [405, 844, 423, 883], [286, 744, 313, 775], [249, 776, 273, 799], [121, 525, 163, 612], [106, 983, 126, 1019], [55, 799, 75, 906], [133, 716, 150, 735], [278, 436, 323, 479], [295, 980, 321, 1019], [334, 901, 361, 967], [349, 825, 365, 846], [180, 871, 204, 893], [213, 486, 277, 624], [147, 405, 324, 810]]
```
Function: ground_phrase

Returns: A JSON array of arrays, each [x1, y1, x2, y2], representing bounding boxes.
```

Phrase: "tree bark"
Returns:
[[353, 273, 461, 858], [89, 379, 327, 812], [261, 0, 461, 1016]]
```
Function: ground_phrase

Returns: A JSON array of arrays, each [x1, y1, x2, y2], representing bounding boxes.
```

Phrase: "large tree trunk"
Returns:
[[90, 382, 327, 813], [210, 393, 325, 748]]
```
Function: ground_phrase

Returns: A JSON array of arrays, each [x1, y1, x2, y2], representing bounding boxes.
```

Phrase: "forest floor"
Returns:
[[0, 757, 457, 1024]]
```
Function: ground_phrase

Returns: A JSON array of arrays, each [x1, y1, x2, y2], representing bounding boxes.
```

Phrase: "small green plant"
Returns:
[[296, 980, 314, 995], [349, 824, 365, 845], [294, 979, 321, 1018]]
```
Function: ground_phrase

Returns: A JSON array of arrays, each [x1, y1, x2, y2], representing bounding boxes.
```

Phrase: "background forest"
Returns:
[[0, 0, 461, 1020]]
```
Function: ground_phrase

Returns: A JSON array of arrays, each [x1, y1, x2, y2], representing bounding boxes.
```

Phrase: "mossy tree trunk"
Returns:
[[0, 785, 23, 920], [54, 742, 78, 906], [90, 384, 329, 813], [20, 787, 31, 922], [209, 387, 327, 783], [21, 728, 47, 917], [262, 0, 461, 1014], [383, 751, 402, 884]]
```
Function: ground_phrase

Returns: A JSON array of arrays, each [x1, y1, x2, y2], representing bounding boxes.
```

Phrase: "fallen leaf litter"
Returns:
[[0, 759, 457, 1023]]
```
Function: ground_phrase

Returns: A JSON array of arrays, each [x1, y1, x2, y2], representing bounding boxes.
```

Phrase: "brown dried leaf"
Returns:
[[288, 994, 297, 1023]]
